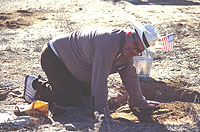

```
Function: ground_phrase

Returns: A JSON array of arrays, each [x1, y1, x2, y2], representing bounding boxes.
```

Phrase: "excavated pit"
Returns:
[[108, 76, 200, 124]]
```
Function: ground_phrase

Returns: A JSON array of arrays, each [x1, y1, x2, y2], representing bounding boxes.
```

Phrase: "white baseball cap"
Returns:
[[133, 23, 160, 50]]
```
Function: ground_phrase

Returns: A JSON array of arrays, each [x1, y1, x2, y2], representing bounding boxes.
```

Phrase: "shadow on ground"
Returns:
[[50, 77, 200, 131], [140, 77, 200, 103], [52, 109, 171, 132], [105, 0, 200, 5], [127, 0, 200, 5]]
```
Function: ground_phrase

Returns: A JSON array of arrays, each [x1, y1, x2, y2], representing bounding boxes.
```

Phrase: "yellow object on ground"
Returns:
[[28, 100, 49, 116], [14, 100, 49, 117]]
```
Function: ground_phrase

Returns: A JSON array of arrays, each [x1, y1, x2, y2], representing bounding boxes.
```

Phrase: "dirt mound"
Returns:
[[0, 10, 45, 29], [107, 74, 200, 129], [108, 75, 200, 109], [111, 101, 200, 125], [140, 78, 200, 103]]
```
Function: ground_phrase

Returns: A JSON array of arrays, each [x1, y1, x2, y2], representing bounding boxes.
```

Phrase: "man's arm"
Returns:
[[91, 31, 123, 116], [119, 59, 148, 108]]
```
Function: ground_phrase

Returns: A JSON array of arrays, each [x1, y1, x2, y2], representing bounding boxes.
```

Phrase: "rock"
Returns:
[[64, 123, 77, 131]]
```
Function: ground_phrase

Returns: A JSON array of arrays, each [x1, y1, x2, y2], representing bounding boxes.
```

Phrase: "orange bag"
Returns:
[[15, 100, 49, 117], [28, 100, 49, 116]]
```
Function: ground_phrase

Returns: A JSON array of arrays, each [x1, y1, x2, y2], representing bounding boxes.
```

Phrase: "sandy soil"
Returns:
[[0, 0, 200, 131]]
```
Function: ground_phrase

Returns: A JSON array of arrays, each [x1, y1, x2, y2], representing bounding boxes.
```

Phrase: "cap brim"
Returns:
[[133, 23, 147, 50]]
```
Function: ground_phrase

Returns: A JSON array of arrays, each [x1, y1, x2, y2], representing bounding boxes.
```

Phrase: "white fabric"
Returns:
[[133, 23, 159, 49], [49, 41, 59, 57]]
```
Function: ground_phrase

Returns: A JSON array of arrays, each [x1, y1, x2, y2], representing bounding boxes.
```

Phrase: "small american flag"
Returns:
[[162, 33, 174, 52]]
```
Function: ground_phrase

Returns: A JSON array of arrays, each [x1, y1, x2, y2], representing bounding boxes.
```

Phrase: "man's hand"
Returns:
[[130, 100, 160, 123], [139, 100, 160, 109]]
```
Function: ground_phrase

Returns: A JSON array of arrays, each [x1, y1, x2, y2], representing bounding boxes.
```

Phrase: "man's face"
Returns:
[[122, 32, 145, 58]]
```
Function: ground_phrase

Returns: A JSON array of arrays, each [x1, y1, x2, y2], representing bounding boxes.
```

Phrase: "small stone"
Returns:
[[65, 123, 77, 131], [199, 20, 200, 28]]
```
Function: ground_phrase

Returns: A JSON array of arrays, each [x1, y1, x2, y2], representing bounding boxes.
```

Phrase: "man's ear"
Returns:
[[126, 32, 132, 38]]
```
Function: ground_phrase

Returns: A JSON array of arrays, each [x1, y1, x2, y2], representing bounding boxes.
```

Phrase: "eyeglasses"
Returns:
[[132, 33, 144, 54]]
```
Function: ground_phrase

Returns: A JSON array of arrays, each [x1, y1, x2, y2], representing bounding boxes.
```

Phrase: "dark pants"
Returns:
[[34, 44, 91, 107]]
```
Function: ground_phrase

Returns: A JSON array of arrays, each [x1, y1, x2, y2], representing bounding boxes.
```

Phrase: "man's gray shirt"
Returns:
[[51, 28, 147, 114]]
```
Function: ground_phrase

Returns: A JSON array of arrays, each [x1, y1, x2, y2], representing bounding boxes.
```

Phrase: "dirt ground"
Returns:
[[0, 0, 200, 131]]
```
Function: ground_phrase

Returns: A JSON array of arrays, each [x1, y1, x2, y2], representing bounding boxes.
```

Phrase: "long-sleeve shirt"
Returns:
[[51, 27, 147, 114]]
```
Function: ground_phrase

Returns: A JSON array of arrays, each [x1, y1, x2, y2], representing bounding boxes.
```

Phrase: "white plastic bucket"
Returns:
[[133, 51, 154, 78]]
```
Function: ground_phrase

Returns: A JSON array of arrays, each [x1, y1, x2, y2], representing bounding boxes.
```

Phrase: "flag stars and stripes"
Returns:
[[162, 33, 175, 52]]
